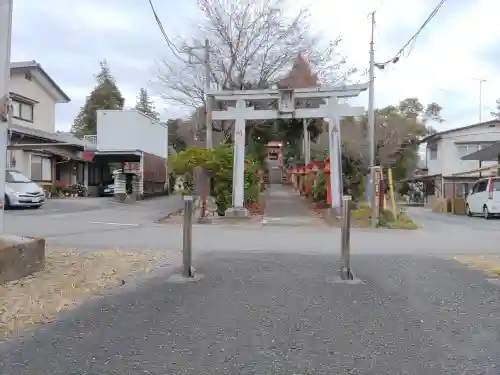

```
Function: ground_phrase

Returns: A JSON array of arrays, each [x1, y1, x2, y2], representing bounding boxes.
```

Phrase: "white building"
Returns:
[[421, 120, 500, 176], [8, 61, 92, 187], [419, 120, 500, 198]]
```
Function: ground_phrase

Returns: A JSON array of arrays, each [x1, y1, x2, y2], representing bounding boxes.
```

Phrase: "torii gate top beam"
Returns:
[[207, 83, 369, 102]]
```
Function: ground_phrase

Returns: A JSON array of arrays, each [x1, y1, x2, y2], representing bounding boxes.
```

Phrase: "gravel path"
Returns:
[[0, 252, 499, 374]]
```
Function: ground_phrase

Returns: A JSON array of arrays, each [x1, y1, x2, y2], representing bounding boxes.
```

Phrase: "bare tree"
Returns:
[[155, 0, 355, 140], [340, 108, 430, 173]]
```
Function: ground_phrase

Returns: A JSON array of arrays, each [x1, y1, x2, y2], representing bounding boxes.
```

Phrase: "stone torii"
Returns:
[[207, 84, 368, 217]]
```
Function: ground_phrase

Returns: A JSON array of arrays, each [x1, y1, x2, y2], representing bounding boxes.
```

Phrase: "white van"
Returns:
[[466, 177, 500, 219]]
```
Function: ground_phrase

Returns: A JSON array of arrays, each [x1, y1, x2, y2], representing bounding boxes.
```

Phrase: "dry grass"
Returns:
[[316, 203, 419, 230], [453, 255, 500, 278], [0, 249, 178, 338]]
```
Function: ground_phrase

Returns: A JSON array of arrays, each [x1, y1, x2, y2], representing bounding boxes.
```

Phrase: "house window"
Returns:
[[30, 154, 52, 181], [457, 145, 468, 157], [429, 144, 438, 160], [12, 100, 34, 122], [457, 143, 484, 158]]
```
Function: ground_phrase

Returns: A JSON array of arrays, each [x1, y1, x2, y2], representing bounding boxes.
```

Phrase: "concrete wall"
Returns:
[[0, 237, 45, 285], [97, 110, 169, 159]]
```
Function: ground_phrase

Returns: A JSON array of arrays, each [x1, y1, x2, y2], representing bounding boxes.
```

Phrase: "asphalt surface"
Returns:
[[4, 195, 183, 242], [1, 251, 499, 374], [4, 192, 500, 254], [405, 206, 500, 233]]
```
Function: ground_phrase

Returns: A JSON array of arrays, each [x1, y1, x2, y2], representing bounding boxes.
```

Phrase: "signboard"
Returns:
[[124, 162, 140, 173], [371, 166, 382, 220]]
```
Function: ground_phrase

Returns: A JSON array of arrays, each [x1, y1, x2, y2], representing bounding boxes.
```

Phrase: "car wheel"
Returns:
[[466, 204, 472, 217], [4, 195, 10, 210], [483, 205, 491, 219]]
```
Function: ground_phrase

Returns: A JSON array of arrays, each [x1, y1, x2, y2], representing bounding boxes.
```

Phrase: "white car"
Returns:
[[5, 169, 45, 209], [466, 177, 500, 219]]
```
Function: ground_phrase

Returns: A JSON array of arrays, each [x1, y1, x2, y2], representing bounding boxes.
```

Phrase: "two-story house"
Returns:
[[419, 120, 500, 198], [8, 61, 93, 189]]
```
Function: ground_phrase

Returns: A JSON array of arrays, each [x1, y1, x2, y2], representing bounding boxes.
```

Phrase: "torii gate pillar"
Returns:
[[226, 99, 251, 218]]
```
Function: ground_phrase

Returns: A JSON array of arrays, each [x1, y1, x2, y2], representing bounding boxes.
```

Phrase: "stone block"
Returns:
[[0, 235, 45, 285], [224, 207, 251, 219]]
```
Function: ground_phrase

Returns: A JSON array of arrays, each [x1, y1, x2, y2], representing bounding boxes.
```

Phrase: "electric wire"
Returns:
[[147, 0, 188, 63], [378, 0, 445, 67]]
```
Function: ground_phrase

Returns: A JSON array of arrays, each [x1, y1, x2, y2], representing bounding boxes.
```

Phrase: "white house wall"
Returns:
[[426, 123, 500, 176], [96, 110, 169, 159], [9, 73, 57, 133]]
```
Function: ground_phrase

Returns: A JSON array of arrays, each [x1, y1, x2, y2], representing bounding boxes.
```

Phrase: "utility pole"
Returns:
[[204, 39, 212, 149], [472, 78, 486, 123], [186, 39, 212, 148], [367, 11, 377, 228], [0, 0, 13, 233]]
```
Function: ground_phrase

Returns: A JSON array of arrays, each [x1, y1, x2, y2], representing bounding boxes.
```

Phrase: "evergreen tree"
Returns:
[[71, 60, 125, 135], [135, 88, 159, 120]]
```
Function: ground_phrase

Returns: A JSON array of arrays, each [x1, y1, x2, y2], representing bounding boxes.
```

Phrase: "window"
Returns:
[[6, 170, 31, 183], [429, 144, 438, 160], [457, 145, 468, 157], [457, 143, 483, 158], [12, 99, 34, 122], [477, 180, 488, 193], [492, 179, 500, 192], [30, 154, 52, 181]]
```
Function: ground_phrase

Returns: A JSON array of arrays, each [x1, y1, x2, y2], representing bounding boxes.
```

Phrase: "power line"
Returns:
[[376, 0, 446, 68], [146, 0, 187, 63]]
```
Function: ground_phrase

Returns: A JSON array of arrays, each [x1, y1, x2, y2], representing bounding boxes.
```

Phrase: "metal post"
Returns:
[[0, 0, 13, 234], [340, 196, 353, 280], [182, 195, 193, 277]]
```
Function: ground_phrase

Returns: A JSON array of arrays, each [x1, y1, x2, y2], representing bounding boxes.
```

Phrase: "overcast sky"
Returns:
[[10, 0, 500, 132]]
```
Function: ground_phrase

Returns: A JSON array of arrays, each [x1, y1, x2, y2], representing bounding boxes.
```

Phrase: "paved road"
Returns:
[[1, 251, 499, 374], [4, 195, 183, 242], [5, 194, 500, 255], [28, 216, 500, 255], [405, 206, 500, 233]]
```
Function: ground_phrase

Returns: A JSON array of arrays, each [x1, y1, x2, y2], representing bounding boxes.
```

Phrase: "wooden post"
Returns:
[[388, 168, 397, 220]]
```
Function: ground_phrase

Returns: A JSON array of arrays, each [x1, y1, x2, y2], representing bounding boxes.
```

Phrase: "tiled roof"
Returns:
[[9, 123, 90, 148]]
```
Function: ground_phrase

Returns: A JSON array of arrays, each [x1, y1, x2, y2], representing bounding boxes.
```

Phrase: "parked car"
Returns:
[[5, 169, 45, 209], [466, 176, 500, 219], [98, 181, 114, 197]]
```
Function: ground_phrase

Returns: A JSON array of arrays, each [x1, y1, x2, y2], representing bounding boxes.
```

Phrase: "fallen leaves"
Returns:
[[454, 255, 500, 278], [0, 248, 178, 338]]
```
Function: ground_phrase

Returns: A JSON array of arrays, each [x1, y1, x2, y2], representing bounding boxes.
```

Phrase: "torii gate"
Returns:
[[207, 84, 369, 217]]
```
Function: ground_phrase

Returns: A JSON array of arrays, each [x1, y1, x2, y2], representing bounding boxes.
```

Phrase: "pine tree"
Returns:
[[71, 60, 125, 135], [135, 88, 159, 120]]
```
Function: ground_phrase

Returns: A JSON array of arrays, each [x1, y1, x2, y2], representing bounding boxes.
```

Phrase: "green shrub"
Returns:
[[168, 145, 262, 214]]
